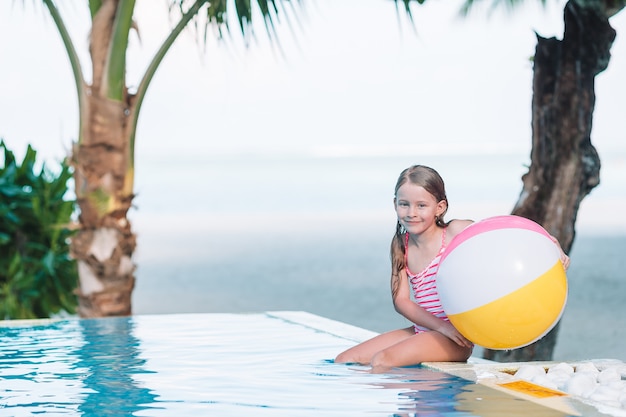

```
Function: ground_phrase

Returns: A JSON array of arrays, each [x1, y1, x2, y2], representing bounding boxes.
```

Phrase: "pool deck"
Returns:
[[1, 311, 624, 416]]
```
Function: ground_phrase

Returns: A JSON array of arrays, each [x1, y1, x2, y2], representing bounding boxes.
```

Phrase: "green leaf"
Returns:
[[0, 184, 26, 197], [0, 140, 17, 169], [42, 250, 56, 275], [7, 252, 22, 277], [0, 232, 10, 245], [16, 145, 39, 184]]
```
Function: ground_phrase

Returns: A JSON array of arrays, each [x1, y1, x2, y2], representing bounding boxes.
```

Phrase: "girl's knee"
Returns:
[[370, 350, 395, 370], [335, 348, 366, 364], [334, 351, 350, 364]]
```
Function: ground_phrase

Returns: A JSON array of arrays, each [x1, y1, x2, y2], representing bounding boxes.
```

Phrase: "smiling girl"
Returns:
[[335, 165, 473, 371], [335, 165, 569, 372]]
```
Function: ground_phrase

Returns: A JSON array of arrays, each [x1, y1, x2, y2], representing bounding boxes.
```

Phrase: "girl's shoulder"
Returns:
[[446, 219, 474, 240]]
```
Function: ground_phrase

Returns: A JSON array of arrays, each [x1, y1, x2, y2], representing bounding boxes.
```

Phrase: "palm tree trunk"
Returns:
[[483, 0, 616, 361], [40, 0, 290, 318], [70, 91, 137, 317]]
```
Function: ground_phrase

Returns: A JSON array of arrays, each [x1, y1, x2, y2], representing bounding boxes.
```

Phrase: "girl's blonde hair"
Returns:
[[390, 165, 449, 300]]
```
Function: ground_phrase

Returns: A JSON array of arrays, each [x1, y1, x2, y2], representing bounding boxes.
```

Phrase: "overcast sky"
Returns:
[[1, 0, 624, 160], [1, 0, 624, 234]]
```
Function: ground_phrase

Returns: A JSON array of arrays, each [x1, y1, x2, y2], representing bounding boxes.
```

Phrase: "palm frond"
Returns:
[[167, 0, 298, 46], [459, 0, 548, 17]]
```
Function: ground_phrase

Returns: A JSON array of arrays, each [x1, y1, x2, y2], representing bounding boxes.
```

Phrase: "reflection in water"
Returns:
[[0, 320, 87, 414], [0, 317, 157, 415], [76, 317, 158, 416], [371, 366, 470, 416], [376, 366, 572, 417]]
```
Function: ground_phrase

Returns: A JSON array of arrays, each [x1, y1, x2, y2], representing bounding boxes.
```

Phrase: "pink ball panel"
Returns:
[[442, 215, 552, 263]]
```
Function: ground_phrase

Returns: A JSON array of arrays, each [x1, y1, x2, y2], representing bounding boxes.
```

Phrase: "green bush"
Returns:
[[0, 140, 78, 319]]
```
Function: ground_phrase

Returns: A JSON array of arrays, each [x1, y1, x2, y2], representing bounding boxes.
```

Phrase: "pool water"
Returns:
[[0, 312, 572, 416]]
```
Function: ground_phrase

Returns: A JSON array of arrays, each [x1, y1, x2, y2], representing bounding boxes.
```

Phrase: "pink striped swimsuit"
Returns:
[[405, 229, 450, 333]]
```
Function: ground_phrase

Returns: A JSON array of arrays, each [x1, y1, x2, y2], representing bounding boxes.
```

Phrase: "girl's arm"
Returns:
[[392, 271, 474, 348]]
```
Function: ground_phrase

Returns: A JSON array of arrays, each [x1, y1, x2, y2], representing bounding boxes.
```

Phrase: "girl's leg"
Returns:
[[370, 330, 473, 372], [334, 327, 415, 365]]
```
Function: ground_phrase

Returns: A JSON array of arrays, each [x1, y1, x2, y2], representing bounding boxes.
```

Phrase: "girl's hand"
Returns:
[[549, 235, 570, 270], [560, 252, 570, 270], [436, 321, 474, 349]]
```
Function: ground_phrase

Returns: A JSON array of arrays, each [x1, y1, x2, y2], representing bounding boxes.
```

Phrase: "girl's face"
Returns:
[[394, 182, 446, 235]]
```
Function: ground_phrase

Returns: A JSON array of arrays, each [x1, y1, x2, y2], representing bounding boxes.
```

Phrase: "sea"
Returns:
[[128, 150, 626, 362]]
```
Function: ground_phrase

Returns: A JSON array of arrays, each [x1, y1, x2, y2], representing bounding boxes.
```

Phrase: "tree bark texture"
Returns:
[[483, 0, 616, 362], [70, 2, 137, 318], [70, 92, 137, 317]]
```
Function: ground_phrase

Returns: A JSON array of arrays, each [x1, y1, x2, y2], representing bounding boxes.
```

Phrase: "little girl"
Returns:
[[335, 165, 569, 371]]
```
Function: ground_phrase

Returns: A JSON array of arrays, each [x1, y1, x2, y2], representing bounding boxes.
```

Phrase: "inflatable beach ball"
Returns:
[[437, 215, 568, 350]]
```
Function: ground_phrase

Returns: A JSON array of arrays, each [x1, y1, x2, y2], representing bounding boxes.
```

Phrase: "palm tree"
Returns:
[[495, 0, 624, 362], [40, 0, 292, 318], [410, 0, 624, 361]]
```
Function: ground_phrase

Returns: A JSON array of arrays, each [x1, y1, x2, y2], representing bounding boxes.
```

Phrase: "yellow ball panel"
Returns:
[[447, 261, 567, 350]]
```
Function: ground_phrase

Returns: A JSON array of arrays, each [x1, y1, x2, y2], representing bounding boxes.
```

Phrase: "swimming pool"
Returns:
[[0, 312, 578, 416]]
